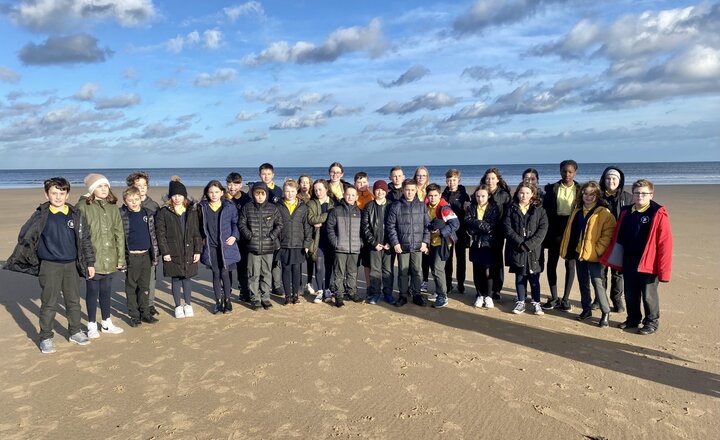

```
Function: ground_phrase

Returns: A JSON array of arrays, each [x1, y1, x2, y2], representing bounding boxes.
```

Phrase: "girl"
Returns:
[[298, 174, 315, 295], [327, 162, 349, 203], [198, 180, 241, 314], [156, 178, 202, 319], [523, 168, 544, 198], [560, 181, 616, 327], [307, 179, 336, 303], [77, 174, 126, 338], [278, 180, 313, 304], [504, 183, 548, 315], [480, 167, 512, 301], [465, 184, 501, 308]]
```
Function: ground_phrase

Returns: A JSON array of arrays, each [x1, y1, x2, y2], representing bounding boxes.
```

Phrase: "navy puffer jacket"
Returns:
[[385, 198, 430, 252]]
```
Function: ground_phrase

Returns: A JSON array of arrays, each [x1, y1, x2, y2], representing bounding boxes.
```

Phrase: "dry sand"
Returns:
[[0, 185, 718, 439]]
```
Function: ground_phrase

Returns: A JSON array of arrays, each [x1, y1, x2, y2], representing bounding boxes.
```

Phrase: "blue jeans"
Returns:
[[515, 273, 541, 302]]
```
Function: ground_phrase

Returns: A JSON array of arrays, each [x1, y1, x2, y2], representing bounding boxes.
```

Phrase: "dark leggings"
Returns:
[[282, 262, 303, 297], [305, 256, 314, 285], [421, 252, 429, 282], [546, 237, 576, 301], [472, 263, 493, 297], [86, 273, 113, 322], [209, 246, 231, 301], [171, 277, 192, 307], [313, 247, 334, 292]]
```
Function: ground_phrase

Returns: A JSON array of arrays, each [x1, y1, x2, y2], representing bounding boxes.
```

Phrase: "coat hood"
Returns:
[[600, 166, 626, 193]]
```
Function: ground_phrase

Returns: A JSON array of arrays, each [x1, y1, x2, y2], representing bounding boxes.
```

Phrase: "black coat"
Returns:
[[386, 198, 430, 253], [4, 202, 95, 278], [278, 200, 312, 249], [599, 166, 633, 219], [155, 205, 203, 278], [361, 200, 389, 248], [326, 200, 362, 254], [465, 201, 501, 250], [442, 185, 471, 246], [120, 205, 160, 266], [239, 200, 283, 255], [542, 180, 580, 245], [504, 203, 548, 274]]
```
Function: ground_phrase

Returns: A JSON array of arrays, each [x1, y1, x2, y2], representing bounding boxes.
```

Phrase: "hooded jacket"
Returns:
[[386, 197, 430, 253], [5, 202, 95, 278], [442, 184, 471, 246], [504, 201, 548, 273], [198, 199, 241, 267], [326, 200, 362, 254], [278, 199, 313, 250], [239, 183, 283, 255], [76, 196, 126, 274], [560, 205, 616, 262], [155, 203, 203, 278], [599, 166, 633, 219]]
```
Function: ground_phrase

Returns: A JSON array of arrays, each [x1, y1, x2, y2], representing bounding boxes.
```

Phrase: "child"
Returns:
[[354, 171, 374, 210], [599, 166, 633, 313], [442, 169, 470, 295], [256, 163, 284, 297], [277, 180, 312, 305], [504, 183, 548, 315], [199, 180, 241, 314], [542, 160, 580, 312], [465, 184, 501, 308], [361, 180, 395, 305], [386, 166, 405, 203], [326, 185, 363, 307], [480, 167, 512, 300], [307, 179, 336, 303], [239, 183, 283, 310], [5, 177, 94, 353], [126, 171, 161, 316], [523, 168, 545, 198], [425, 183, 459, 309], [386, 179, 430, 307], [298, 174, 315, 295], [560, 181, 616, 327], [226, 172, 251, 302], [77, 173, 126, 338], [155, 178, 202, 318], [601, 179, 673, 335], [120, 186, 160, 327]]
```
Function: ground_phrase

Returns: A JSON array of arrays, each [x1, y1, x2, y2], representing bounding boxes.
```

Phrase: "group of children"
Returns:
[[4, 161, 673, 354]]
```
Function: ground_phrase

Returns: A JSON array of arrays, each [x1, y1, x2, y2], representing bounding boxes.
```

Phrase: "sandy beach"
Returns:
[[0, 184, 718, 439]]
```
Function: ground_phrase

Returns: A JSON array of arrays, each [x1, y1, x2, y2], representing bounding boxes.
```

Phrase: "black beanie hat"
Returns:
[[169, 180, 188, 198]]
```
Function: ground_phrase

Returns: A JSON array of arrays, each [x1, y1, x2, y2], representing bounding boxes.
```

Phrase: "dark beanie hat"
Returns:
[[373, 180, 389, 193], [169, 180, 187, 198]]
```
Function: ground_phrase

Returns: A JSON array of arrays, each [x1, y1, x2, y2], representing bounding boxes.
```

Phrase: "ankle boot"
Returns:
[[212, 300, 222, 314], [599, 312, 610, 328], [223, 297, 232, 313]]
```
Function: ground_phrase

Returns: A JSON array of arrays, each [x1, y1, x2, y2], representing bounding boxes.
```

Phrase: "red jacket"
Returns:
[[600, 202, 673, 282]]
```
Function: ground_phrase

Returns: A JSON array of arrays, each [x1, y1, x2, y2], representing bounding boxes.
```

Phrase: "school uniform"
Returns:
[[120, 205, 159, 321]]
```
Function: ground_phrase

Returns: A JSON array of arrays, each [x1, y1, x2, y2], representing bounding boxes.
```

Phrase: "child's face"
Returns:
[[133, 178, 148, 198], [260, 169, 274, 184], [604, 175, 620, 192], [561, 165, 577, 184], [390, 170, 404, 186], [253, 189, 267, 204], [446, 175, 459, 191], [517, 187, 533, 205], [632, 186, 653, 208], [207, 186, 223, 203], [171, 194, 185, 206], [329, 166, 343, 183], [403, 184, 417, 201], [226, 181, 243, 197], [299, 178, 311, 193], [125, 194, 142, 212], [93, 183, 110, 200], [45, 186, 69, 208], [374, 188, 386, 200], [476, 189, 489, 205], [355, 177, 368, 191], [343, 188, 358, 205], [313, 183, 327, 199], [485, 172, 499, 190], [582, 189, 598, 208], [427, 190, 441, 206], [523, 173, 538, 187], [284, 186, 297, 202]]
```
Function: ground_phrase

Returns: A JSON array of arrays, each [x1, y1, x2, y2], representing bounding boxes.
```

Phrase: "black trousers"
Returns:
[[623, 256, 660, 328], [38, 260, 82, 340], [444, 243, 467, 291], [125, 252, 152, 319]]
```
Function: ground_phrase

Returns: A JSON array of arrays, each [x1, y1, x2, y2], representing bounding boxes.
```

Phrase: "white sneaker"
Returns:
[[532, 301, 544, 315], [101, 317, 124, 334], [324, 289, 334, 303], [512, 301, 526, 314], [484, 296, 495, 309], [183, 304, 194, 317], [474, 296, 484, 308], [313, 290, 324, 304], [427, 293, 438, 301], [306, 283, 316, 295], [87, 321, 100, 339], [175, 306, 186, 319]]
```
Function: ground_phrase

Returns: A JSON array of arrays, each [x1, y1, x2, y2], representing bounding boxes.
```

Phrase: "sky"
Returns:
[[1, 0, 719, 169]]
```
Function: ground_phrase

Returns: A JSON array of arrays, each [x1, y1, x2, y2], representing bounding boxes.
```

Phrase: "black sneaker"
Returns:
[[251, 301, 261, 310], [335, 296, 345, 308], [223, 300, 233, 313], [394, 296, 408, 307], [261, 300, 273, 310], [559, 300, 573, 312], [412, 294, 427, 307], [541, 299, 558, 310], [141, 315, 158, 324], [149, 306, 159, 316], [129, 318, 142, 327]]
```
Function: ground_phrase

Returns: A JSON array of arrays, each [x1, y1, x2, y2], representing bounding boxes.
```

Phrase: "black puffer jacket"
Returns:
[[239, 193, 283, 255], [278, 200, 312, 249], [442, 185, 471, 246], [326, 200, 362, 254], [120, 205, 160, 266], [4, 202, 95, 278], [465, 201, 501, 250], [155, 204, 203, 278], [385, 198, 430, 252], [599, 166, 633, 219], [504, 202, 548, 274], [361, 199, 389, 248]]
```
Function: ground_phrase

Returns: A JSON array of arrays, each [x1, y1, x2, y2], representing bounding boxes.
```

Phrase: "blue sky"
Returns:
[[1, 0, 718, 168]]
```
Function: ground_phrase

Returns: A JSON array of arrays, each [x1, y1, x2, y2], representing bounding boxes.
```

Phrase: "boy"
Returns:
[[601, 179, 672, 335], [354, 171, 374, 292], [226, 172, 252, 302], [5, 177, 95, 353], [361, 180, 395, 305], [386, 179, 430, 306], [120, 186, 160, 327], [126, 171, 161, 316], [256, 163, 284, 296], [426, 183, 460, 308], [326, 185, 363, 307], [239, 183, 283, 310], [386, 166, 405, 203], [442, 169, 470, 295]]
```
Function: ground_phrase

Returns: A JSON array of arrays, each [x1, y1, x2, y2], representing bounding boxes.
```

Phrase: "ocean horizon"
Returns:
[[1, 161, 718, 189]]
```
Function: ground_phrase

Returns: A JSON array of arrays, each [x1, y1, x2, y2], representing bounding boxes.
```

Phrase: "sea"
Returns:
[[1, 162, 719, 189]]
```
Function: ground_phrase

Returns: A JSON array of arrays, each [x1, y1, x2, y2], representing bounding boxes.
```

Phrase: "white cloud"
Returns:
[[224, 1, 265, 22], [11, 0, 157, 33], [269, 111, 326, 130], [73, 82, 98, 101], [94, 93, 140, 109], [193, 68, 237, 87], [0, 66, 21, 83], [378, 65, 430, 88], [324, 105, 363, 118], [453, 0, 564, 36], [235, 111, 257, 121], [376, 92, 458, 114], [462, 65, 534, 82], [203, 29, 222, 50], [244, 18, 387, 65]]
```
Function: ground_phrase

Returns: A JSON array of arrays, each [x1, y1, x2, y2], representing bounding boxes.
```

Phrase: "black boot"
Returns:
[[224, 297, 233, 313], [412, 294, 427, 307], [335, 296, 345, 308], [576, 309, 592, 321], [212, 301, 222, 314], [599, 313, 610, 328]]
